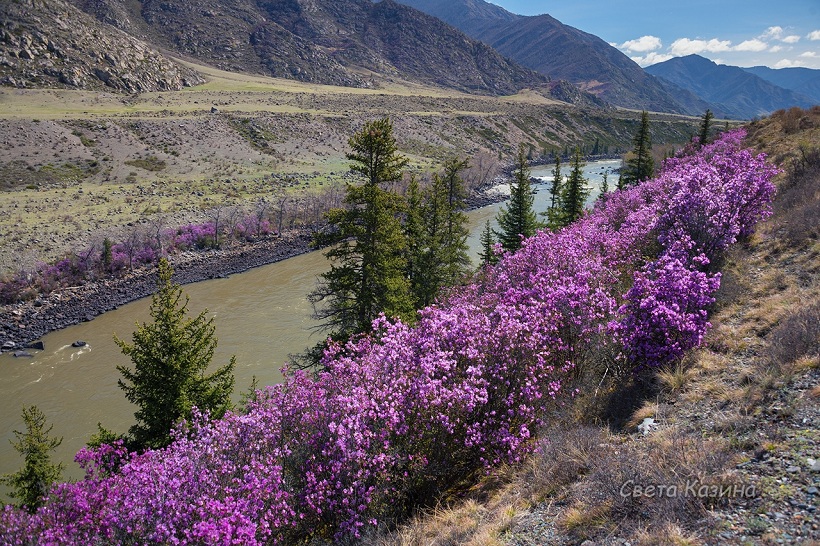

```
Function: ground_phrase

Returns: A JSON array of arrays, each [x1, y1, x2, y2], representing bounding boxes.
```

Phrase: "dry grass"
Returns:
[[361, 110, 820, 546]]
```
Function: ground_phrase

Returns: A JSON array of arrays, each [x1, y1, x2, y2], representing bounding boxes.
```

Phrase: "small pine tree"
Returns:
[[544, 155, 564, 229], [698, 109, 714, 146], [478, 219, 498, 267], [115, 258, 235, 450], [2, 406, 64, 512], [558, 147, 591, 226], [598, 169, 610, 202], [495, 147, 540, 253], [622, 110, 654, 186], [101, 237, 113, 273]]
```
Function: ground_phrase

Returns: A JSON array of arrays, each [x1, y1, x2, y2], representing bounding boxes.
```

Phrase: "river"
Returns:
[[0, 159, 619, 485]]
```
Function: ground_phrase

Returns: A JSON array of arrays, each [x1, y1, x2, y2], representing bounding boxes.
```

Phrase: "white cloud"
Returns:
[[800, 51, 818, 58], [775, 58, 805, 68], [782, 35, 800, 44], [808, 30, 820, 41], [762, 26, 784, 40], [670, 38, 732, 56], [736, 39, 768, 52], [769, 45, 784, 53], [631, 52, 674, 67], [620, 35, 662, 53]]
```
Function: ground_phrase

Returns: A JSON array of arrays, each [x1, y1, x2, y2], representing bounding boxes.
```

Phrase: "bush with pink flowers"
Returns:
[[0, 130, 777, 543]]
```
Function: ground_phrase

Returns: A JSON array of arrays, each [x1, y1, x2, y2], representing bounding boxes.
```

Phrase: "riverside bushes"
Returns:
[[0, 130, 777, 544]]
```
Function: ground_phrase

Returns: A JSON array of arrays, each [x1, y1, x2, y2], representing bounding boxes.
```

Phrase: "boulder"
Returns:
[[24, 340, 45, 350], [13, 351, 33, 357], [71, 340, 87, 348]]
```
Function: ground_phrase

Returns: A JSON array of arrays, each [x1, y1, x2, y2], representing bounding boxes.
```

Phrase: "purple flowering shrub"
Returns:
[[0, 130, 778, 543], [167, 222, 217, 251]]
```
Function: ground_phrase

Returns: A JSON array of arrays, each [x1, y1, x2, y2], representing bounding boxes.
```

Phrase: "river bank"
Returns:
[[0, 231, 313, 353], [0, 182, 509, 354]]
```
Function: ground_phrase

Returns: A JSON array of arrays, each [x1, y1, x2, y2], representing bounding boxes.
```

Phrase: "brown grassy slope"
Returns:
[[359, 107, 819, 546], [0, 68, 701, 275]]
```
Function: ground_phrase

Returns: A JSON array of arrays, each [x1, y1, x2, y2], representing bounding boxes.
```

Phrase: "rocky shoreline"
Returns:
[[0, 183, 509, 355], [0, 231, 313, 353]]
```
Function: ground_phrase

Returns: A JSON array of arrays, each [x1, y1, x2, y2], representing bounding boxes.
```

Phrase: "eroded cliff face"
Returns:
[[0, 0, 203, 92]]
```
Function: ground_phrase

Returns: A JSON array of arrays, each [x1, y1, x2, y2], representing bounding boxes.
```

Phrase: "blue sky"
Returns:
[[488, 1, 820, 69]]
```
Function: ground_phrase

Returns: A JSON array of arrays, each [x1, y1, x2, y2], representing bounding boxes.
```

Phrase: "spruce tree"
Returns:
[[438, 157, 471, 288], [2, 406, 64, 512], [478, 219, 498, 267], [115, 258, 235, 450], [622, 110, 654, 186], [310, 118, 413, 337], [558, 147, 591, 227], [495, 147, 540, 253], [544, 155, 563, 228], [598, 169, 610, 202], [698, 109, 714, 146]]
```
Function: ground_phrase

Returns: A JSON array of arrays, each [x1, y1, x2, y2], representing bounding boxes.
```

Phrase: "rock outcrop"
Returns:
[[0, 0, 203, 92]]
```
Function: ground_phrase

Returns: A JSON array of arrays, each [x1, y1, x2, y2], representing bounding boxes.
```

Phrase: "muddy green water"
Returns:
[[0, 160, 618, 485]]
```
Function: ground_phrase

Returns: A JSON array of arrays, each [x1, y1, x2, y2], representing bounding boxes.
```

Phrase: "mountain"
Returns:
[[0, 0, 203, 92], [65, 0, 547, 96], [393, 0, 693, 114], [743, 66, 820, 105], [646, 55, 816, 119]]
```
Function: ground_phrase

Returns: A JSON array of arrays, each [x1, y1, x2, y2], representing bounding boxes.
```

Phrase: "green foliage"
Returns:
[[495, 147, 541, 253], [124, 156, 166, 172], [699, 109, 714, 146], [310, 118, 414, 338], [1, 406, 64, 512], [478, 219, 498, 267], [406, 158, 471, 308], [546, 148, 590, 229], [622, 111, 654, 186], [114, 258, 235, 450], [561, 147, 592, 225]]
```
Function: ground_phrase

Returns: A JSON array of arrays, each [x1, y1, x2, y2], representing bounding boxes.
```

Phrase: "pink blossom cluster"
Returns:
[[0, 130, 776, 544]]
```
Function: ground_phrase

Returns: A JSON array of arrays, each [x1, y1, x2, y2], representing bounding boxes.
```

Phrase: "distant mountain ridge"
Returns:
[[646, 55, 816, 119], [742, 66, 820, 104], [62, 0, 548, 96], [393, 0, 700, 114]]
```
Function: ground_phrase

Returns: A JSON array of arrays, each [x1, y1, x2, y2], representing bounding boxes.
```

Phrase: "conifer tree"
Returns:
[[698, 109, 714, 146], [1, 406, 64, 512], [478, 219, 498, 267], [495, 147, 540, 253], [405, 159, 470, 308], [310, 118, 413, 337], [622, 110, 654, 186], [598, 169, 610, 202], [115, 258, 235, 450], [544, 155, 563, 228], [438, 157, 471, 287], [558, 147, 591, 227]]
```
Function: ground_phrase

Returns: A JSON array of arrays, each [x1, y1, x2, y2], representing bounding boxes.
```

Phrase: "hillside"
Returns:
[[0, 0, 203, 92], [646, 55, 816, 119], [65, 0, 546, 96], [362, 107, 820, 546], [394, 0, 697, 114], [743, 65, 820, 104]]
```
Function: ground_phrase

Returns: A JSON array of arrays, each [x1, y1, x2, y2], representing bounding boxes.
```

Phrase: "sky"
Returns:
[[488, 0, 820, 69]]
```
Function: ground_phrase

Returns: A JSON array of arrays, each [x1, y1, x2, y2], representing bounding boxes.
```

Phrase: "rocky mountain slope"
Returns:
[[394, 0, 699, 114], [65, 0, 547, 96], [743, 65, 820, 104], [0, 0, 203, 92], [646, 55, 816, 119]]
